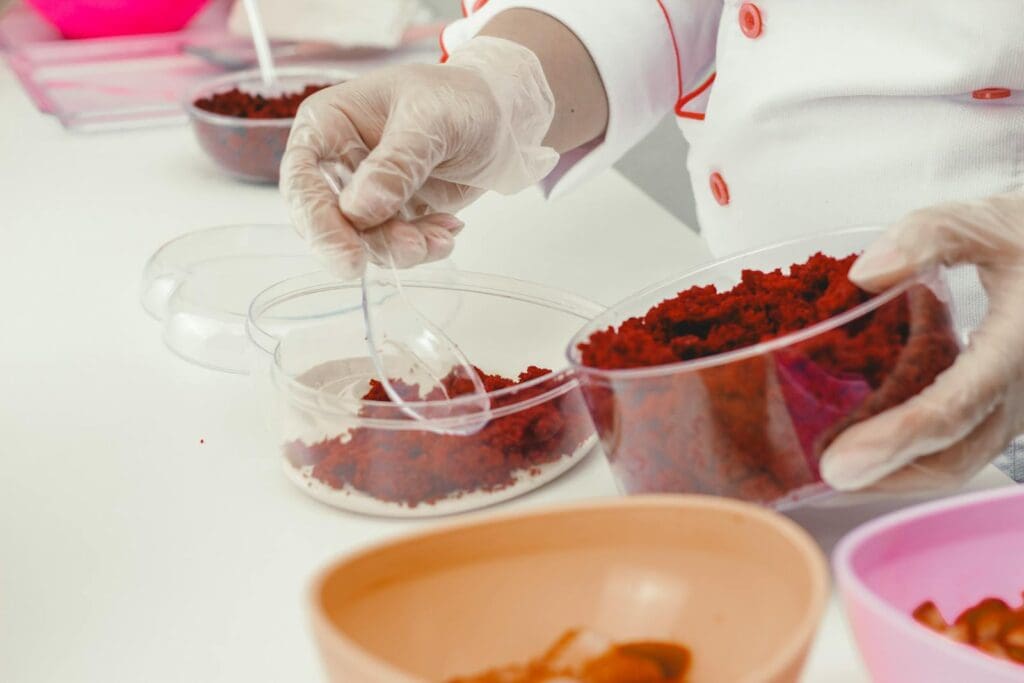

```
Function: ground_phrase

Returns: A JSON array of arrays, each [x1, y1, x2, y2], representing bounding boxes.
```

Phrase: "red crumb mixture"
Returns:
[[575, 252, 960, 503], [284, 366, 594, 508], [193, 84, 329, 119], [580, 253, 893, 377]]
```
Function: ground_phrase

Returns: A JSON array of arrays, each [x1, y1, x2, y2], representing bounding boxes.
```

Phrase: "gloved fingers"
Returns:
[[282, 89, 374, 203], [360, 213, 464, 270], [402, 213, 464, 265], [339, 110, 448, 230], [812, 410, 1005, 505], [825, 190, 1024, 495], [819, 348, 1005, 491], [862, 404, 1009, 494], [850, 196, 1024, 291], [281, 101, 375, 279], [285, 79, 391, 165], [280, 145, 366, 279], [414, 178, 486, 216]]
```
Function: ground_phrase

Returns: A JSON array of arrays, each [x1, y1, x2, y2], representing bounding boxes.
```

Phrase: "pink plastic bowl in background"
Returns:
[[834, 486, 1024, 683], [25, 0, 211, 39]]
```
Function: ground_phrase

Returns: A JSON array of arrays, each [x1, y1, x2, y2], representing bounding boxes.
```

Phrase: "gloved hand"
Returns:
[[280, 36, 558, 278], [820, 191, 1024, 493]]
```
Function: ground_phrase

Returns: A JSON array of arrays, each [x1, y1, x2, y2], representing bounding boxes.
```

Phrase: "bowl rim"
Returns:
[[309, 494, 830, 683], [183, 65, 353, 128], [246, 268, 607, 427], [833, 485, 1024, 677], [566, 226, 935, 380]]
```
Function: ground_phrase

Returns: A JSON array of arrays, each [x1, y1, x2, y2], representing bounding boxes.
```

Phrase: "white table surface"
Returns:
[[0, 63, 1014, 683]]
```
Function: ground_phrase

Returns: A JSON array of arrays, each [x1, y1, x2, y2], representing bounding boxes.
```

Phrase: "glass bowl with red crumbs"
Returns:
[[247, 269, 603, 517], [566, 228, 962, 508], [184, 67, 348, 183]]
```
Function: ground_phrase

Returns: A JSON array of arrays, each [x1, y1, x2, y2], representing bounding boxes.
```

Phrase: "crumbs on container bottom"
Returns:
[[282, 367, 597, 514], [281, 440, 594, 518], [446, 628, 691, 683]]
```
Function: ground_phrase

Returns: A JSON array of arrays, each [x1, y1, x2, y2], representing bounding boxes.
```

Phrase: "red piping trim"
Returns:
[[655, 0, 684, 106], [439, 29, 449, 63], [655, 1, 715, 121], [450, 2, 486, 60], [675, 72, 717, 119]]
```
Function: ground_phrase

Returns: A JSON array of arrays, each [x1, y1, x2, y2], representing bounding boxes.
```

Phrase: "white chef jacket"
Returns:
[[444, 0, 1024, 479], [442, 0, 1024, 257]]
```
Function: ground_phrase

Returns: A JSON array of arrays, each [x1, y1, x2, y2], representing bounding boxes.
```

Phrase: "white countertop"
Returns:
[[0, 63, 1013, 682]]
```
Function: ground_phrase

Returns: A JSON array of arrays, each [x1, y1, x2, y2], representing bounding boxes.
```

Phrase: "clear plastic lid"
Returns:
[[141, 224, 318, 374]]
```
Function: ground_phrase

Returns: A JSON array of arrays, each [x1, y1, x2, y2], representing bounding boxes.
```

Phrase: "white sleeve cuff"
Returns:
[[442, 1, 717, 199]]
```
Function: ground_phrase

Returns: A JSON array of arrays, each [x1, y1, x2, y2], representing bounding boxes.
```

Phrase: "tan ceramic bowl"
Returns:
[[310, 496, 829, 683]]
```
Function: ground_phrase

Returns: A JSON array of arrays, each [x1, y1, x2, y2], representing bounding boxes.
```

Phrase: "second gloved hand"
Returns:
[[820, 191, 1024, 493], [280, 36, 559, 278]]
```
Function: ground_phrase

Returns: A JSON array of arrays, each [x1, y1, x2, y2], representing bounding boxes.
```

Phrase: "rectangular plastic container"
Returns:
[[567, 228, 961, 508]]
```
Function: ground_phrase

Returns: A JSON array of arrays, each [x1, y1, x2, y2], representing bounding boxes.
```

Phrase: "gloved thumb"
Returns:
[[850, 198, 1018, 291], [847, 232, 916, 292]]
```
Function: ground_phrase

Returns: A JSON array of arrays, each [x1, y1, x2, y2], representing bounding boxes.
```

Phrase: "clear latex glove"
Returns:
[[820, 191, 1024, 493], [280, 36, 558, 279]]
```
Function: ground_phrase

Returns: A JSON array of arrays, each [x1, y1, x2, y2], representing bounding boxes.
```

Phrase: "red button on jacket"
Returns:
[[710, 172, 730, 206], [972, 88, 1012, 100], [739, 3, 763, 39]]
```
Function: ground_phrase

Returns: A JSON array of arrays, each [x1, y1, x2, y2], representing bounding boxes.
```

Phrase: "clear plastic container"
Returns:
[[184, 66, 349, 183], [567, 228, 962, 509], [247, 270, 603, 517]]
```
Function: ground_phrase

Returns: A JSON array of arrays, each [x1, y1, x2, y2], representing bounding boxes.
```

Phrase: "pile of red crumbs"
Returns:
[[581, 253, 897, 379], [193, 84, 329, 119], [284, 366, 593, 508]]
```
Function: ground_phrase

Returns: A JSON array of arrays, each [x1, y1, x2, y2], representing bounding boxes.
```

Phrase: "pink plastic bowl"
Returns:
[[26, 0, 211, 39], [834, 486, 1024, 683]]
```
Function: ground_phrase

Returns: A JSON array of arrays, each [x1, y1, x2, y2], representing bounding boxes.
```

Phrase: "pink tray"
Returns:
[[1, 1, 443, 132], [1, 0, 238, 130]]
